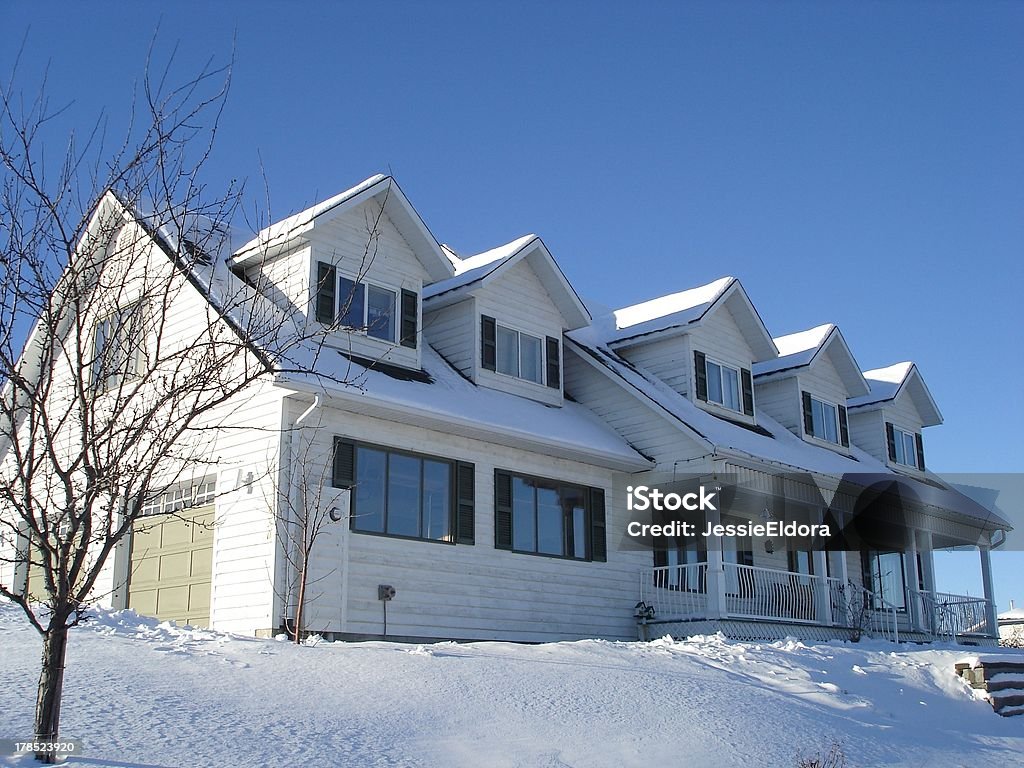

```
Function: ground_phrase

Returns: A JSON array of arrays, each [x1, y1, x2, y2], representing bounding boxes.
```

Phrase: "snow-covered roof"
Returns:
[[566, 325, 1006, 530], [753, 324, 869, 397], [424, 235, 591, 330], [276, 343, 650, 472], [605, 277, 777, 360], [229, 175, 452, 281], [848, 362, 943, 426]]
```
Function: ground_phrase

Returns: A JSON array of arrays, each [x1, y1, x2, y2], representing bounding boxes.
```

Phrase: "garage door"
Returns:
[[128, 507, 213, 627]]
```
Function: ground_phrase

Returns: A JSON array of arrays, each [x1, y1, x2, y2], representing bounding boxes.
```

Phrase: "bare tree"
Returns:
[[0, 48, 345, 760]]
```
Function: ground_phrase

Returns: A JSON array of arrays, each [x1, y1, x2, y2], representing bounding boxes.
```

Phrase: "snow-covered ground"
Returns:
[[1, 602, 1022, 768]]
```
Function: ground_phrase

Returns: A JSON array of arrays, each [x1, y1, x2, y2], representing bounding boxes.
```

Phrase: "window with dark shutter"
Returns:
[[456, 462, 475, 544], [481, 315, 497, 371], [400, 289, 418, 349], [694, 350, 708, 401], [885, 422, 897, 462], [316, 263, 337, 324], [590, 487, 607, 562], [741, 368, 755, 416], [332, 438, 355, 488], [838, 405, 850, 447], [494, 470, 513, 549], [802, 391, 814, 436], [546, 336, 561, 390], [915, 433, 926, 471]]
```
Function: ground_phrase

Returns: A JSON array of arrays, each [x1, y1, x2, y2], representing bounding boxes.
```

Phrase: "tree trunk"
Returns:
[[34, 625, 69, 763], [293, 551, 308, 644]]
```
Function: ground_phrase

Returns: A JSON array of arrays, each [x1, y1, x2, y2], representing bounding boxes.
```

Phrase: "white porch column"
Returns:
[[705, 507, 726, 620], [904, 531, 921, 631], [980, 543, 998, 637], [812, 509, 832, 625], [919, 531, 936, 593]]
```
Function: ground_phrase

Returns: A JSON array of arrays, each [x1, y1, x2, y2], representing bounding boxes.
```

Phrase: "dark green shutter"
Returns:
[[400, 289, 418, 349], [838, 405, 850, 447], [494, 470, 512, 549], [333, 439, 355, 488], [694, 350, 708, 401], [546, 336, 561, 390], [481, 315, 497, 371], [316, 263, 337, 324], [741, 368, 754, 416], [456, 462, 475, 544], [915, 433, 926, 471], [802, 391, 814, 436], [885, 422, 897, 461], [589, 487, 607, 562]]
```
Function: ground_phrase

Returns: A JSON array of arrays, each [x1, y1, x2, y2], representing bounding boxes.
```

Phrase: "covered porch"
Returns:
[[636, 557, 997, 644]]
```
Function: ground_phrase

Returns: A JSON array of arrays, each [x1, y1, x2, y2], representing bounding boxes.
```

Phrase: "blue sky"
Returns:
[[3, 3, 1022, 607]]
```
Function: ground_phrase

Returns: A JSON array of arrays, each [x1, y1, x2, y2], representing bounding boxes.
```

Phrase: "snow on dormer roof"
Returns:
[[752, 324, 870, 397], [848, 362, 943, 426]]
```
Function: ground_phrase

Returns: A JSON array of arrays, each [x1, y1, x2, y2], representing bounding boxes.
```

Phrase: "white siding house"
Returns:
[[1, 174, 1010, 645]]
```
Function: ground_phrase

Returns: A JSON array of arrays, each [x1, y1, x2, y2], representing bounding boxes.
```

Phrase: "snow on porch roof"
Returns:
[[275, 343, 651, 473]]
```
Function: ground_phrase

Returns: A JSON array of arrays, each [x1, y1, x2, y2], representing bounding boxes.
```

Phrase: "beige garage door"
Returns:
[[128, 507, 213, 627]]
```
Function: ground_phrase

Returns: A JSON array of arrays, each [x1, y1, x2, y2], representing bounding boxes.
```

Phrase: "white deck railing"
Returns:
[[723, 563, 822, 623], [907, 589, 992, 638], [639, 564, 709, 621]]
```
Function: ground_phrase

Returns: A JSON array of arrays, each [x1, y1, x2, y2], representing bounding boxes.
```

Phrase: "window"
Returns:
[[864, 550, 907, 610], [694, 350, 754, 416], [315, 262, 418, 348], [654, 539, 706, 591], [332, 439, 475, 544], [92, 303, 144, 392], [887, 423, 923, 469], [141, 476, 218, 516], [802, 391, 849, 446], [480, 315, 561, 388], [494, 470, 606, 561]]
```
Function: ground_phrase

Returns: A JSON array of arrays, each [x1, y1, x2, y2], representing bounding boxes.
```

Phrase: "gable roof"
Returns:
[[423, 235, 592, 330], [753, 323, 870, 397], [230, 175, 452, 281], [564, 327, 1005, 530], [606, 277, 778, 360], [847, 362, 943, 426]]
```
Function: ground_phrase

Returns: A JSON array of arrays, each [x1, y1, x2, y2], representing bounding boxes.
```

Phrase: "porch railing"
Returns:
[[639, 564, 709, 622], [907, 589, 992, 638], [723, 563, 822, 623]]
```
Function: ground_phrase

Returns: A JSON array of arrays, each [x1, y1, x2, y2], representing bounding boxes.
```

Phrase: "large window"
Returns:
[[706, 358, 741, 411], [889, 424, 921, 469], [494, 470, 606, 561], [694, 350, 754, 416], [802, 391, 849, 447], [315, 262, 418, 348], [92, 303, 145, 392], [333, 440, 475, 544], [496, 324, 543, 383], [480, 315, 561, 389], [864, 550, 907, 610], [653, 539, 706, 591], [810, 396, 838, 443]]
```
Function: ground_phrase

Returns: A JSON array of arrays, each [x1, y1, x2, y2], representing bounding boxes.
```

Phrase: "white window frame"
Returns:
[[892, 426, 919, 468], [704, 356, 742, 412], [92, 302, 145, 392], [141, 476, 218, 516], [337, 274, 399, 344], [495, 323, 544, 385], [809, 395, 840, 444]]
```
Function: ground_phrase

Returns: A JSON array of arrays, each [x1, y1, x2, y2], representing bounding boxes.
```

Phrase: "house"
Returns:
[[0, 174, 1010, 645]]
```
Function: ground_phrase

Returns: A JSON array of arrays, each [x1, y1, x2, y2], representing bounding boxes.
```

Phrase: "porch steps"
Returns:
[[955, 657, 1024, 716]]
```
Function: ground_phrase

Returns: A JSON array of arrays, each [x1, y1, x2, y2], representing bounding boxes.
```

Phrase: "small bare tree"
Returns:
[[0, 48, 347, 760]]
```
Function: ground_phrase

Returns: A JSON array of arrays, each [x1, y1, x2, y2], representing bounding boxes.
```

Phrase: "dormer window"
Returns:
[[316, 262, 418, 348], [887, 423, 925, 470], [694, 350, 755, 416], [801, 392, 850, 447], [481, 315, 561, 390]]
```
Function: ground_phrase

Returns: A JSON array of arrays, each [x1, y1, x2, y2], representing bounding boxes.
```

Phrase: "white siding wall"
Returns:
[[619, 335, 693, 399], [289, 398, 647, 642], [848, 408, 886, 463], [474, 259, 565, 407], [753, 377, 800, 435], [423, 298, 475, 379]]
